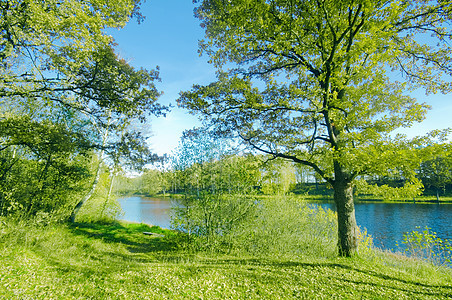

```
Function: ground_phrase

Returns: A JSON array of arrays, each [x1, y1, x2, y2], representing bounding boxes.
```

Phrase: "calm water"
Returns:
[[118, 196, 173, 229], [316, 202, 452, 251], [118, 196, 452, 252]]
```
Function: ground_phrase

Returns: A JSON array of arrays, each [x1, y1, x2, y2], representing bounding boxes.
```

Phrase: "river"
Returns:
[[118, 196, 452, 253]]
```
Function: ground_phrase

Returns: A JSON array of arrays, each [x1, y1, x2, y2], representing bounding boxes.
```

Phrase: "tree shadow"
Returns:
[[176, 257, 451, 298], [33, 222, 450, 298], [68, 221, 179, 255]]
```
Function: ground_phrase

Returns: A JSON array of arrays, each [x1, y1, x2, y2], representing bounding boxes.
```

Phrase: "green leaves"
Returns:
[[0, 115, 92, 156], [0, 0, 166, 220], [74, 45, 166, 123], [183, 0, 452, 186]]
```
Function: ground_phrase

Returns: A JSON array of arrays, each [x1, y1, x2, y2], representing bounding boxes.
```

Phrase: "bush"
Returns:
[[170, 193, 258, 251], [229, 197, 338, 258], [171, 195, 339, 258], [399, 226, 452, 267]]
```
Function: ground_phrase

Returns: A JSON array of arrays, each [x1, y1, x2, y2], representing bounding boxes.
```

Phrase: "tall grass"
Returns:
[[171, 195, 339, 258]]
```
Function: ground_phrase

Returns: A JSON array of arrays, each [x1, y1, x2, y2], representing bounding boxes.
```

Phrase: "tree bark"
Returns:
[[333, 167, 359, 257], [69, 114, 111, 222], [100, 171, 116, 217], [69, 158, 102, 222]]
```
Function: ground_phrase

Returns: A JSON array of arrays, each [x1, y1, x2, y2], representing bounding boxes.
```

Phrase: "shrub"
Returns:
[[171, 195, 339, 258], [399, 226, 452, 267], [170, 193, 258, 251], [229, 197, 338, 258]]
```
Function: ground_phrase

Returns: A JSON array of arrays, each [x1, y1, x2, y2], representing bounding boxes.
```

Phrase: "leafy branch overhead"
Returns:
[[0, 0, 167, 220], [1, 0, 169, 154]]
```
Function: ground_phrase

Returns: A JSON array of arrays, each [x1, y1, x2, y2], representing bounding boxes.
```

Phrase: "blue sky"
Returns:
[[109, 1, 213, 155], [110, 1, 452, 156]]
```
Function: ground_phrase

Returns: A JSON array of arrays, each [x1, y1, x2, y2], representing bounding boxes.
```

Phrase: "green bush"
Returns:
[[170, 193, 258, 251], [399, 226, 452, 267], [171, 195, 340, 258]]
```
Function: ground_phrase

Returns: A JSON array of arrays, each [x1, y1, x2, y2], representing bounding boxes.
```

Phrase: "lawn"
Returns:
[[0, 220, 451, 299]]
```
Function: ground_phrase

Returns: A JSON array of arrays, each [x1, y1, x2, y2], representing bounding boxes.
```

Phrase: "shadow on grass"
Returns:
[[174, 257, 452, 298], [68, 221, 180, 254], [16, 220, 449, 299]]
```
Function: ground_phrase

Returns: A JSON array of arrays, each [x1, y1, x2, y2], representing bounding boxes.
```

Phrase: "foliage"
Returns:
[[171, 194, 258, 251], [75, 166, 123, 224], [180, 0, 452, 256], [0, 144, 92, 219], [354, 177, 424, 201], [260, 159, 297, 195], [171, 195, 339, 258], [139, 169, 166, 196], [0, 0, 167, 222], [230, 197, 339, 258], [170, 128, 262, 196], [418, 144, 452, 200], [398, 226, 452, 268]]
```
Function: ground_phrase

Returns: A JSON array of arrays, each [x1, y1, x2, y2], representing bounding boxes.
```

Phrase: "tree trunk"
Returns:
[[69, 114, 111, 222], [333, 169, 359, 257], [69, 159, 102, 222], [100, 172, 116, 217]]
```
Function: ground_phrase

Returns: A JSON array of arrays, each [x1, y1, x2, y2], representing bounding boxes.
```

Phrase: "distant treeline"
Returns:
[[114, 153, 452, 201]]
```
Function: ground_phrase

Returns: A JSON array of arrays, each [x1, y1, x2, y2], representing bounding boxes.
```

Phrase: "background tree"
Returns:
[[169, 128, 261, 248], [260, 158, 297, 195], [0, 0, 167, 221], [418, 144, 452, 201], [179, 0, 452, 256], [0, 115, 92, 219]]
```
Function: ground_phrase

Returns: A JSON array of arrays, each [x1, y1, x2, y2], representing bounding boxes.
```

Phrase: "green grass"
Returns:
[[0, 220, 451, 299]]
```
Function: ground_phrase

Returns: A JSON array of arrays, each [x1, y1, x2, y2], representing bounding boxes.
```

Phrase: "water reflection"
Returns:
[[316, 202, 452, 251], [118, 196, 173, 229], [118, 196, 452, 254]]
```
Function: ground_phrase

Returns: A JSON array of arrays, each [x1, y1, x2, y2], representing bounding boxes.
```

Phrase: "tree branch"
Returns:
[[240, 133, 334, 185]]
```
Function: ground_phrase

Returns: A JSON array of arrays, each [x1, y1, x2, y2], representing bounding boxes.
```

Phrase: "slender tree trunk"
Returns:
[[28, 154, 53, 217], [69, 157, 103, 222], [69, 113, 111, 222], [333, 166, 359, 257], [100, 172, 116, 217]]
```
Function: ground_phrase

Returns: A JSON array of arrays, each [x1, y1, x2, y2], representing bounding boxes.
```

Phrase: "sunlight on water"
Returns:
[[119, 196, 452, 260]]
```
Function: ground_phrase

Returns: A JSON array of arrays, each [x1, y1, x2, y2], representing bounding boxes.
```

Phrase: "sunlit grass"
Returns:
[[0, 219, 451, 299]]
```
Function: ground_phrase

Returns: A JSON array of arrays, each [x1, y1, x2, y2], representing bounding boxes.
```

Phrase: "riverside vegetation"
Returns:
[[1, 0, 452, 298], [1, 196, 451, 299]]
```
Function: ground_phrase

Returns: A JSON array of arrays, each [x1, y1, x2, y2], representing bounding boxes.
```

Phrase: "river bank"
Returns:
[[1, 219, 451, 299], [118, 196, 452, 255], [121, 192, 452, 203]]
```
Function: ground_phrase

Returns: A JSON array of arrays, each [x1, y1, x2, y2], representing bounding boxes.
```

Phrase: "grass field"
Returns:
[[1, 220, 451, 299]]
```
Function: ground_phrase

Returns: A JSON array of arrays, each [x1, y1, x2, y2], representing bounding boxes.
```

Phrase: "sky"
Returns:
[[109, 1, 452, 156], [109, 1, 212, 156]]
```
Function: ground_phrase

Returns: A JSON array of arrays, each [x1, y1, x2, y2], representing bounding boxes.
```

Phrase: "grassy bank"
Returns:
[[130, 193, 452, 204], [291, 194, 452, 204], [0, 220, 451, 299]]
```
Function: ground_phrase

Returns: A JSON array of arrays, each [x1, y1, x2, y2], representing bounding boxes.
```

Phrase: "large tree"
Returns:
[[0, 0, 167, 220], [179, 0, 452, 256]]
